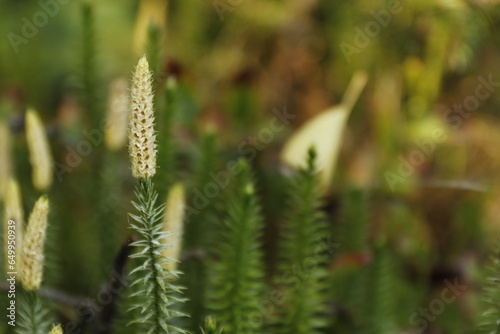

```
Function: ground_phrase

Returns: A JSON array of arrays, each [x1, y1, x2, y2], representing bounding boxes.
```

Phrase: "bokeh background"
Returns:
[[2, 0, 500, 333]]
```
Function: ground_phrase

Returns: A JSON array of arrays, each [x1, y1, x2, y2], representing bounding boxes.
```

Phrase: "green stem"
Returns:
[[141, 179, 162, 334], [147, 183, 162, 334], [17, 292, 51, 334], [128, 179, 187, 334]]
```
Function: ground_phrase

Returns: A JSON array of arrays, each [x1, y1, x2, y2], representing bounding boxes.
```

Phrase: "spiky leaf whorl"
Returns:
[[477, 237, 500, 334], [17, 294, 51, 334], [211, 159, 265, 334], [128, 179, 187, 334], [278, 147, 330, 334]]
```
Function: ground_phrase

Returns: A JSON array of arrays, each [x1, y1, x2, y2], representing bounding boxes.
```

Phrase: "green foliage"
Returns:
[[184, 128, 219, 250], [338, 187, 369, 253], [156, 78, 179, 195], [146, 23, 161, 83], [94, 151, 126, 281], [2, 1, 500, 333], [42, 206, 63, 289], [210, 160, 265, 334], [201, 317, 224, 334], [182, 129, 219, 333], [365, 245, 398, 334], [77, 1, 106, 289], [277, 147, 330, 334], [16, 293, 51, 334], [476, 237, 500, 334], [80, 2, 102, 131], [114, 259, 147, 334], [128, 179, 187, 334], [332, 187, 370, 330]]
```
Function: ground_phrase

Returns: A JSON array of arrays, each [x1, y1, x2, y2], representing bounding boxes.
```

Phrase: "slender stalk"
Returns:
[[278, 148, 330, 334], [477, 237, 500, 334], [182, 129, 219, 333], [126, 55, 186, 334], [17, 292, 51, 334], [128, 179, 186, 334], [211, 160, 264, 334], [156, 77, 179, 196], [81, 2, 102, 131]]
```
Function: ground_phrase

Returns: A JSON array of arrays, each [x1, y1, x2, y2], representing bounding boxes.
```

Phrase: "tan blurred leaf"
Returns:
[[280, 71, 368, 189]]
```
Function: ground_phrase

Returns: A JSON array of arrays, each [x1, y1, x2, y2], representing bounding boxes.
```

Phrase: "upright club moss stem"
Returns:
[[127, 56, 187, 334]]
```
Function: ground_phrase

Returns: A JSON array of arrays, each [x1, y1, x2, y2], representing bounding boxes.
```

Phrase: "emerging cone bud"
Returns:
[[105, 78, 129, 151], [20, 196, 49, 291], [162, 183, 186, 272], [129, 56, 157, 179], [26, 109, 53, 191], [49, 324, 63, 334]]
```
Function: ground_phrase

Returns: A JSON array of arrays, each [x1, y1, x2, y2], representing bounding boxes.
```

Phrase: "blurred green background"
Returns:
[[2, 0, 500, 333]]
